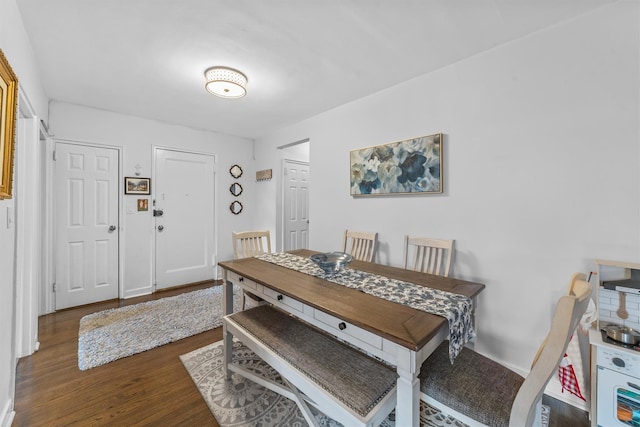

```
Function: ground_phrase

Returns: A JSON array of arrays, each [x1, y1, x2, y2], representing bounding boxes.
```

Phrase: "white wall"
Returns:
[[255, 0, 639, 394], [49, 102, 255, 298], [0, 0, 49, 424]]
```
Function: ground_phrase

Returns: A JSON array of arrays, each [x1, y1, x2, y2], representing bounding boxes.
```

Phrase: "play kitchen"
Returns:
[[590, 260, 640, 427]]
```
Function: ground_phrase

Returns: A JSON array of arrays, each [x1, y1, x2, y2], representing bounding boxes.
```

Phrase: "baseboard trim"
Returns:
[[1, 399, 15, 427]]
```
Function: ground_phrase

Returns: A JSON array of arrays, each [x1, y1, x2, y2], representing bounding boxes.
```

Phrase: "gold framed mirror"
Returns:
[[0, 49, 18, 200]]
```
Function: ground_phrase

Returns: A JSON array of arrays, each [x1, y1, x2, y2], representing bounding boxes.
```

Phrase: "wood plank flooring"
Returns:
[[13, 282, 220, 427], [13, 282, 591, 427]]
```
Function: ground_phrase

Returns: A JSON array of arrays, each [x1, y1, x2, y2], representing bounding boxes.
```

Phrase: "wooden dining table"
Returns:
[[219, 249, 485, 426]]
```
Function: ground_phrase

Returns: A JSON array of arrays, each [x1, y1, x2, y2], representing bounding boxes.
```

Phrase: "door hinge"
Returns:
[[52, 150, 56, 161], [52, 283, 56, 292]]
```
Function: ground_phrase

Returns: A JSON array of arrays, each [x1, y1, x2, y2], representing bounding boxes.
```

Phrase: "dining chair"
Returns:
[[342, 229, 377, 262], [419, 272, 592, 427], [402, 236, 454, 277], [232, 230, 272, 308]]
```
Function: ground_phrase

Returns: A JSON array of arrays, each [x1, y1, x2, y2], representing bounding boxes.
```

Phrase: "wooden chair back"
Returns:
[[342, 230, 377, 262], [403, 236, 454, 277], [510, 272, 592, 426], [232, 230, 271, 259]]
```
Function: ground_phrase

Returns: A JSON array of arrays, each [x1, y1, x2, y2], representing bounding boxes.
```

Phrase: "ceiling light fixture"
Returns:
[[204, 66, 247, 98]]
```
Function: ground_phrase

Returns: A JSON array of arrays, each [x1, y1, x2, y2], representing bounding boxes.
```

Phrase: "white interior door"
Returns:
[[54, 142, 119, 310], [154, 148, 215, 289], [283, 160, 310, 251]]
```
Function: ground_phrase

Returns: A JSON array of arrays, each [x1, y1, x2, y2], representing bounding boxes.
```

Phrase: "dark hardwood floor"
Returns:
[[13, 282, 590, 427], [13, 282, 220, 427]]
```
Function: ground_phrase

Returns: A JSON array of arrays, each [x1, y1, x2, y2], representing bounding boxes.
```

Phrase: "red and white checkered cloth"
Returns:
[[558, 349, 586, 400], [557, 295, 596, 401]]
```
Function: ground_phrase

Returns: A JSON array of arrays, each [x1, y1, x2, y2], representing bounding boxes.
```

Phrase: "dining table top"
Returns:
[[218, 249, 485, 351]]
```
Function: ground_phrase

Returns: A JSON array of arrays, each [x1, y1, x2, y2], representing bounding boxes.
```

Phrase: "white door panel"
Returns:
[[283, 161, 310, 251], [55, 143, 119, 309], [154, 149, 215, 289]]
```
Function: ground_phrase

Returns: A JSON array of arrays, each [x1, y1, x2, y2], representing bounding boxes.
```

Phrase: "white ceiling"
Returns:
[[17, 0, 614, 139]]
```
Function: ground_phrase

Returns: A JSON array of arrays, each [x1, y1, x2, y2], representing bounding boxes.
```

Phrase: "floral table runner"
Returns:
[[256, 252, 474, 362]]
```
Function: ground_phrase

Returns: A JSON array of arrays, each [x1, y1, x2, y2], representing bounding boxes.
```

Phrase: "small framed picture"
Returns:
[[125, 177, 151, 195], [137, 199, 148, 211]]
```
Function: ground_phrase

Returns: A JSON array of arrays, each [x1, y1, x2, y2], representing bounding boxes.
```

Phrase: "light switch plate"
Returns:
[[6, 206, 14, 228]]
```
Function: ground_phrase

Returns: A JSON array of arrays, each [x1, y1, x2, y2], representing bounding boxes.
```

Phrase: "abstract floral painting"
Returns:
[[350, 133, 442, 195]]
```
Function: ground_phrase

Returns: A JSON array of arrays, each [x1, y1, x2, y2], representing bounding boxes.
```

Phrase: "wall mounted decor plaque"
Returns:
[[256, 169, 272, 181], [350, 133, 442, 196]]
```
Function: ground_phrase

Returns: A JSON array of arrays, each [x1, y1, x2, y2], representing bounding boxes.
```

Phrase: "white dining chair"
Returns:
[[232, 230, 271, 308], [342, 229, 377, 262], [419, 272, 592, 427], [402, 236, 454, 277]]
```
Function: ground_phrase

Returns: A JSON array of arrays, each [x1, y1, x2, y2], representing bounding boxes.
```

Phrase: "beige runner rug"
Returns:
[[78, 285, 240, 370]]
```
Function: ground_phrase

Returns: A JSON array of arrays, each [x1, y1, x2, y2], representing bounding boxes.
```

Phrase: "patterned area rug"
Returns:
[[78, 285, 240, 370], [180, 340, 470, 427]]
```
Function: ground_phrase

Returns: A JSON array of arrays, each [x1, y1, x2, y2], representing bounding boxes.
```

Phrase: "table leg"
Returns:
[[223, 322, 233, 380], [223, 273, 233, 379], [396, 372, 420, 426], [222, 271, 233, 315]]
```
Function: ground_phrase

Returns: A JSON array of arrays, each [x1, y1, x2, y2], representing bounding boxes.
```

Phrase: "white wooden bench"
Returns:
[[223, 305, 398, 427]]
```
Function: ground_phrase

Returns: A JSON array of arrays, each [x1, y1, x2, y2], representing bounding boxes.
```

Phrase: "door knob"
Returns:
[[157, 225, 164, 231], [108, 225, 116, 232]]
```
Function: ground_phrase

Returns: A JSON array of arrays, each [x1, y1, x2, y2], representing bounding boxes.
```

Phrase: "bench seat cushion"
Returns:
[[227, 305, 397, 418], [419, 341, 525, 427]]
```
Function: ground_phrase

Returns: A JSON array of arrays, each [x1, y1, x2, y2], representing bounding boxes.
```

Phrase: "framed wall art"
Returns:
[[350, 133, 442, 196], [124, 177, 151, 195], [0, 49, 18, 200], [137, 199, 149, 211]]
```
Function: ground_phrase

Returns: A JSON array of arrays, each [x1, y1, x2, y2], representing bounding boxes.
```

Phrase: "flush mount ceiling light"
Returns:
[[204, 66, 247, 98]]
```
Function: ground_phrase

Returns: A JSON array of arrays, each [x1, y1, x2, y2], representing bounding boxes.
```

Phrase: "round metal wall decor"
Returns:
[[229, 182, 243, 197], [230, 200, 243, 215], [229, 164, 243, 179]]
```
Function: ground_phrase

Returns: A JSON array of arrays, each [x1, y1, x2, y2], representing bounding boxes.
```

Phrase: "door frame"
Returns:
[[151, 146, 219, 287], [14, 90, 42, 360], [47, 139, 124, 310]]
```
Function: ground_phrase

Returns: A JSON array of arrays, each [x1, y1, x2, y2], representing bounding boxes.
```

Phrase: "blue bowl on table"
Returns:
[[310, 252, 353, 274]]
